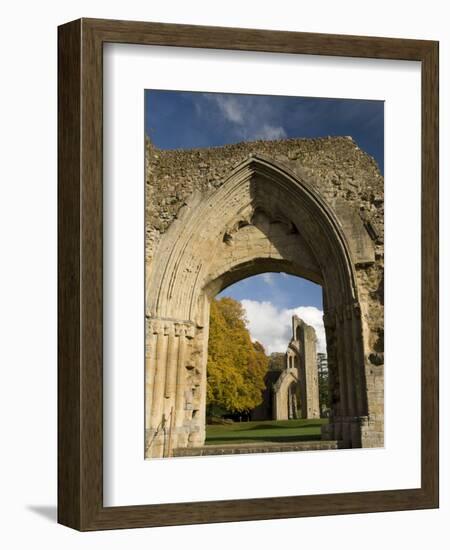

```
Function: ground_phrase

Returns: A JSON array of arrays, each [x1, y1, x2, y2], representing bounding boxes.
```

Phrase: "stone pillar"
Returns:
[[290, 384, 298, 419], [289, 386, 293, 419], [145, 317, 197, 458], [272, 386, 281, 420], [146, 321, 169, 458], [292, 316, 320, 420], [302, 323, 321, 419], [145, 326, 157, 431], [173, 326, 188, 447], [321, 302, 374, 448]]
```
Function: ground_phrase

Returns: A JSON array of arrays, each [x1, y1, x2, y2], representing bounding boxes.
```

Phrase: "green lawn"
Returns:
[[205, 418, 328, 446]]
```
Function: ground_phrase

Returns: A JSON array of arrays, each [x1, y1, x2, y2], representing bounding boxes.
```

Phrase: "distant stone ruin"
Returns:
[[145, 136, 384, 458], [251, 316, 320, 421]]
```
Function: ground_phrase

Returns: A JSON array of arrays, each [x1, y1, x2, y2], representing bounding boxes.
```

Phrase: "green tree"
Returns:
[[318, 368, 330, 416], [268, 352, 286, 371], [207, 297, 269, 413]]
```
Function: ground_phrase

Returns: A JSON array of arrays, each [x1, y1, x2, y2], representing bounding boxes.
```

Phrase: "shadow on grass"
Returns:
[[206, 434, 323, 444], [242, 422, 325, 431]]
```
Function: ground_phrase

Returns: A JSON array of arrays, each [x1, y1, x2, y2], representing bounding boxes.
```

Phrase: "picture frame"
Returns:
[[58, 18, 439, 531]]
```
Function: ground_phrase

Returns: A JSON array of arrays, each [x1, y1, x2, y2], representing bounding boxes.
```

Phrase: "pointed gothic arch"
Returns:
[[272, 369, 300, 421], [145, 154, 377, 458]]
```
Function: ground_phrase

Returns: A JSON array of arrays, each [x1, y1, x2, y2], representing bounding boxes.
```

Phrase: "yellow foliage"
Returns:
[[206, 297, 269, 412]]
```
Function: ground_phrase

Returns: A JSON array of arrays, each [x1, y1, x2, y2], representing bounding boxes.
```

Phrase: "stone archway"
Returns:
[[145, 153, 380, 458], [273, 369, 299, 421]]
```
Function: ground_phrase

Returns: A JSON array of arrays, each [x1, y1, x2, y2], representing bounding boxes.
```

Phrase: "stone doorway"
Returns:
[[145, 152, 383, 458]]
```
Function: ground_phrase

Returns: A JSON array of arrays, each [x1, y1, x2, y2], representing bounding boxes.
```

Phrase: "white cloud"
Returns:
[[241, 300, 326, 355], [203, 94, 287, 142], [261, 273, 275, 286], [207, 95, 245, 124], [253, 124, 287, 140], [291, 306, 327, 354]]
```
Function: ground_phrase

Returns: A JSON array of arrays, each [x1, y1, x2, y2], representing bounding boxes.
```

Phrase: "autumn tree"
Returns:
[[206, 297, 269, 414]]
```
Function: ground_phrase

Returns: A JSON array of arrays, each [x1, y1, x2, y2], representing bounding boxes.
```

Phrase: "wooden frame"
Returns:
[[58, 18, 439, 531]]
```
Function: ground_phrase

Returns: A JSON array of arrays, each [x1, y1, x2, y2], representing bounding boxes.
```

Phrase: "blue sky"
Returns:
[[145, 90, 384, 172], [145, 90, 383, 352], [218, 273, 322, 310]]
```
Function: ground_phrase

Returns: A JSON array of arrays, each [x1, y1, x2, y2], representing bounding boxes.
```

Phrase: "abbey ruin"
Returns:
[[251, 315, 320, 422], [145, 136, 384, 459]]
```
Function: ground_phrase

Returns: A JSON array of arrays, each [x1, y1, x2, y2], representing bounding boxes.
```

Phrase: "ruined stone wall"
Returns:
[[146, 135, 383, 259], [293, 317, 321, 420], [145, 135, 384, 453], [146, 141, 383, 380], [146, 135, 383, 353]]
